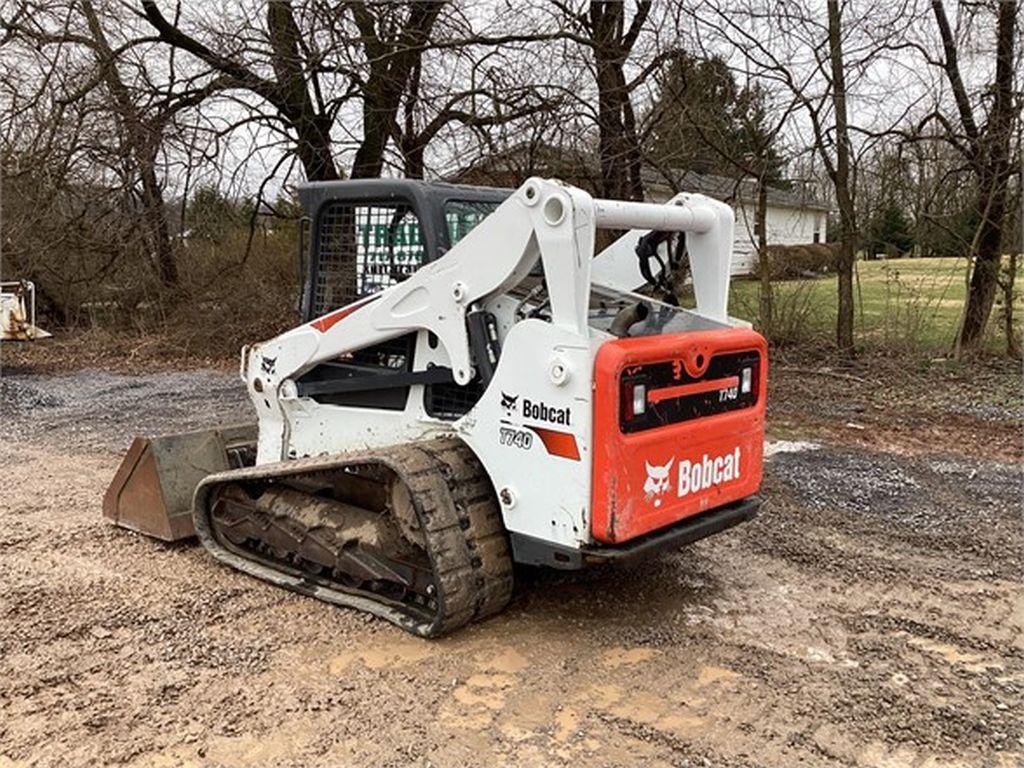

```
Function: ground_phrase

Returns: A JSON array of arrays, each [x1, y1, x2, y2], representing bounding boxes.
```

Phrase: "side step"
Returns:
[[102, 425, 256, 541]]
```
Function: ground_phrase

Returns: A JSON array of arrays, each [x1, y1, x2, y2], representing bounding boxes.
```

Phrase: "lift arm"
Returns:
[[590, 192, 735, 321], [243, 179, 737, 460]]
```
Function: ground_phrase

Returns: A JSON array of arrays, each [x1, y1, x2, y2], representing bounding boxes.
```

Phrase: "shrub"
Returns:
[[752, 243, 839, 280]]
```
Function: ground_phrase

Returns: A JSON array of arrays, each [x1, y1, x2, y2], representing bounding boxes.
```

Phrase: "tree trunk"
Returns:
[[959, 182, 1008, 348], [621, 80, 645, 201], [756, 178, 772, 334], [267, 2, 339, 181], [82, 0, 177, 287], [827, 0, 856, 354], [292, 113, 339, 181], [402, 139, 426, 179], [349, 2, 443, 180], [593, 62, 630, 200], [955, 0, 1017, 352], [589, 1, 644, 202], [139, 153, 178, 286], [351, 87, 395, 179], [1000, 252, 1020, 357]]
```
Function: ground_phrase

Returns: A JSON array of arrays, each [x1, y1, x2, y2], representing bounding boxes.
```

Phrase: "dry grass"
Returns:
[[9, 247, 1022, 374], [731, 255, 1023, 354]]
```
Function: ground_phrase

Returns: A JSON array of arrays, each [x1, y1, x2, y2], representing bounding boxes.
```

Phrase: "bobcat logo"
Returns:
[[261, 356, 277, 374], [643, 458, 675, 508], [500, 392, 519, 416]]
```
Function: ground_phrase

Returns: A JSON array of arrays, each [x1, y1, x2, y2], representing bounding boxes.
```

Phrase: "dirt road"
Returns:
[[1, 362, 1021, 767]]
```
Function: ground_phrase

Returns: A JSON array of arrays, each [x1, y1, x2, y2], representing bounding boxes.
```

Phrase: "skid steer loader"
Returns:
[[103, 177, 766, 637]]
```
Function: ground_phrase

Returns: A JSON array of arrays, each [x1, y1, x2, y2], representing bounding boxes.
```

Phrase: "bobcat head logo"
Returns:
[[500, 392, 518, 416], [643, 458, 675, 507], [261, 356, 277, 375]]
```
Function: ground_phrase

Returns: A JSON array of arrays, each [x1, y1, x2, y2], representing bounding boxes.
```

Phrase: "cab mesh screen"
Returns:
[[313, 202, 425, 317]]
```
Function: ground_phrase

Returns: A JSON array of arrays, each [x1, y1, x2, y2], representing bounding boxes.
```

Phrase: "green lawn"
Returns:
[[728, 256, 1023, 353]]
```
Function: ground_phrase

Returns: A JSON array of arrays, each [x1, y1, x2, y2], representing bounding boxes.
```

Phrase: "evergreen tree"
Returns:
[[868, 202, 915, 256], [186, 186, 245, 242], [645, 52, 783, 182]]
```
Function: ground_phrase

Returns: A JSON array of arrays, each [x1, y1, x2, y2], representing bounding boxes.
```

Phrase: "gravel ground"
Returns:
[[1, 365, 1021, 767], [0, 370, 249, 452]]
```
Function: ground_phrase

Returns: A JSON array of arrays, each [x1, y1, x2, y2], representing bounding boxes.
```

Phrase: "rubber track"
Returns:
[[192, 438, 513, 637]]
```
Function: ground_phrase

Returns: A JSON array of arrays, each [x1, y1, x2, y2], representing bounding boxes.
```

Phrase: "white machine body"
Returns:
[[240, 178, 763, 557]]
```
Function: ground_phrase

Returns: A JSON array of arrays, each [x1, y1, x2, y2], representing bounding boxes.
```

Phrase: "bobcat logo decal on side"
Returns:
[[500, 392, 519, 416], [643, 458, 675, 507]]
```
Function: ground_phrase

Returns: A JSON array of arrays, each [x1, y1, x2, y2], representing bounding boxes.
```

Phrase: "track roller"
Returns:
[[192, 438, 513, 637]]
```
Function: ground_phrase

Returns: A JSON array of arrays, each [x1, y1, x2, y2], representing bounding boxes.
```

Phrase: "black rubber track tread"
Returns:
[[192, 438, 512, 637]]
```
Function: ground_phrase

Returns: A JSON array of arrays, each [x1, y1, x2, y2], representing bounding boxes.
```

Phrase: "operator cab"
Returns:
[[299, 179, 511, 321], [298, 178, 715, 338]]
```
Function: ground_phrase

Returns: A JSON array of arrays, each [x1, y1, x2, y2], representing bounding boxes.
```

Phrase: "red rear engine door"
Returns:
[[591, 328, 767, 544]]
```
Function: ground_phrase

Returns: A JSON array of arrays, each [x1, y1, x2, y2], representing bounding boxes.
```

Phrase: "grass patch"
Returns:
[[730, 256, 1023, 354]]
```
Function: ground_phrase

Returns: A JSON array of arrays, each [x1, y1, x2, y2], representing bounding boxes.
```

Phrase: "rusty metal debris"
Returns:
[[1, 280, 51, 341]]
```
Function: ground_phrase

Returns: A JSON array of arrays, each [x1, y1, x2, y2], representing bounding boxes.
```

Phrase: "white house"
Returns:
[[643, 169, 831, 275]]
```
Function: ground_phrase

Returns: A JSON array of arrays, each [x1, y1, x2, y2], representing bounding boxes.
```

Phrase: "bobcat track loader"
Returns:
[[104, 178, 766, 637]]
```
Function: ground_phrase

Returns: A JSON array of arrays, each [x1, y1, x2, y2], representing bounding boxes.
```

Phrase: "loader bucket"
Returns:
[[103, 424, 257, 542]]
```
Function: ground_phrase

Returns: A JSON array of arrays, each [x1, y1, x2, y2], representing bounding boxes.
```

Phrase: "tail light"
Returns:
[[620, 351, 761, 433]]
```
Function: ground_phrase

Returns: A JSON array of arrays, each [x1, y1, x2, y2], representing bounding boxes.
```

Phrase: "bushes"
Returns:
[[731, 256, 1023, 355], [752, 243, 839, 280], [162, 228, 301, 357], [8, 208, 302, 361]]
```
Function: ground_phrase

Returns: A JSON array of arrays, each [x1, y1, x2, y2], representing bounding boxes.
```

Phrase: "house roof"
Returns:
[[641, 166, 831, 212], [447, 143, 598, 190], [447, 143, 831, 213]]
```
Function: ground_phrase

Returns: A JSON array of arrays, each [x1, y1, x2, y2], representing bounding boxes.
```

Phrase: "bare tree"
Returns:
[[691, 1, 920, 354], [544, 1, 672, 201], [395, 61, 553, 179], [140, 0, 342, 181], [2, 1, 226, 288], [341, 2, 560, 179], [929, 0, 1019, 354], [342, 2, 444, 178], [139, 2, 561, 183], [81, 0, 229, 286], [585, 0, 647, 200], [826, 0, 857, 352]]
